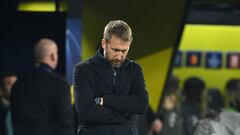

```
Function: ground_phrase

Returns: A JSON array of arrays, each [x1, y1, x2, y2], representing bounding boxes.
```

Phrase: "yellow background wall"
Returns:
[[137, 48, 173, 111], [173, 24, 240, 93]]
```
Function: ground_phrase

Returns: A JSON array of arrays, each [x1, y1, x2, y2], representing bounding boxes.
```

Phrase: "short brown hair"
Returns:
[[103, 20, 133, 43]]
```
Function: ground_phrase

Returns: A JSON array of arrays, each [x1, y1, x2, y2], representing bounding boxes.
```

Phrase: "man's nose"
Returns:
[[115, 53, 122, 59]]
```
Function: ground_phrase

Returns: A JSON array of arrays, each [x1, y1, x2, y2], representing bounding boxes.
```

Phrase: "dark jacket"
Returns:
[[74, 48, 148, 135], [159, 108, 183, 135], [10, 63, 74, 135], [180, 101, 202, 135], [0, 102, 8, 135]]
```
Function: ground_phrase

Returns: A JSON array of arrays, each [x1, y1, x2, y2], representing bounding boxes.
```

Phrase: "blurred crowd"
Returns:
[[143, 75, 240, 135], [1, 38, 240, 135]]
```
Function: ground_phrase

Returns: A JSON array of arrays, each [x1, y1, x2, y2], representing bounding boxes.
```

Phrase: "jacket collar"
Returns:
[[35, 62, 54, 73], [89, 47, 130, 92]]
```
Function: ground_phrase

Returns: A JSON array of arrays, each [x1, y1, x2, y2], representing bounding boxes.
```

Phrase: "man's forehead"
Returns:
[[108, 37, 130, 49]]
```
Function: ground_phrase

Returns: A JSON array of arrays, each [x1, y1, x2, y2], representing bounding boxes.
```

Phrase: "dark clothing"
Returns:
[[0, 102, 8, 135], [194, 111, 240, 135], [159, 108, 183, 135], [137, 107, 157, 135], [180, 101, 202, 135], [74, 48, 148, 135], [10, 63, 74, 135], [146, 107, 157, 127]]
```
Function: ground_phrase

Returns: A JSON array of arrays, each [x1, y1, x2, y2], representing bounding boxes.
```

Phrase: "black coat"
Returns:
[[10, 63, 74, 135], [74, 48, 148, 135]]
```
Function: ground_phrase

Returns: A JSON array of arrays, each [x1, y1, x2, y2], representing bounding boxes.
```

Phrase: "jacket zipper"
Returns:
[[113, 68, 117, 86]]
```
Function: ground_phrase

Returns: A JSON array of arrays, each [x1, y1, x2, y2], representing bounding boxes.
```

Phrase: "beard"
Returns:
[[111, 59, 123, 68], [105, 52, 124, 68]]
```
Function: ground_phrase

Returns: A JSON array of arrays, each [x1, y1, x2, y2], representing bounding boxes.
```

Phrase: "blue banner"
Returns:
[[66, 19, 82, 84]]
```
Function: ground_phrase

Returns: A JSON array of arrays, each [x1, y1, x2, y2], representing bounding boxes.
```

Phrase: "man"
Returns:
[[0, 72, 17, 135], [158, 75, 182, 135], [180, 77, 205, 135], [10, 38, 74, 135], [74, 20, 148, 135]]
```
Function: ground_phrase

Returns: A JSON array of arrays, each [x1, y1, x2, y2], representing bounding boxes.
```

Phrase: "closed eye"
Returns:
[[111, 48, 128, 54]]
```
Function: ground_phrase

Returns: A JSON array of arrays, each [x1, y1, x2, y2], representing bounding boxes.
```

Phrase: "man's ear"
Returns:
[[50, 53, 55, 61], [101, 39, 106, 50]]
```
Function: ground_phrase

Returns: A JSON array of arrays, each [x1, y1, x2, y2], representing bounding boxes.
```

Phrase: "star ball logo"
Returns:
[[174, 51, 182, 67], [186, 52, 201, 67], [205, 52, 222, 69], [227, 53, 240, 69]]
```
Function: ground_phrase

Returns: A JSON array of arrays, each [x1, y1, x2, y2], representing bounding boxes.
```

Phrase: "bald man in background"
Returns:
[[10, 38, 74, 135]]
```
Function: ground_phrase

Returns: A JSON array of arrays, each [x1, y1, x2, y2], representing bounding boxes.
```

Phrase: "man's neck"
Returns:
[[35, 62, 54, 72]]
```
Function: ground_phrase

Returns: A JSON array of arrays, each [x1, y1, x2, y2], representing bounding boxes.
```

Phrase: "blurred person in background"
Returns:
[[180, 77, 205, 135], [204, 88, 224, 114], [225, 79, 240, 112], [158, 75, 183, 135], [10, 38, 74, 135], [148, 108, 162, 135], [194, 79, 240, 135], [136, 106, 162, 135], [0, 72, 17, 135]]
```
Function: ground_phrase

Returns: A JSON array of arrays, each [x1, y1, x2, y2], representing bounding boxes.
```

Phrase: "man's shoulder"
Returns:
[[34, 71, 69, 86], [15, 70, 69, 89], [32, 70, 69, 85], [128, 60, 142, 70], [51, 72, 69, 84]]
